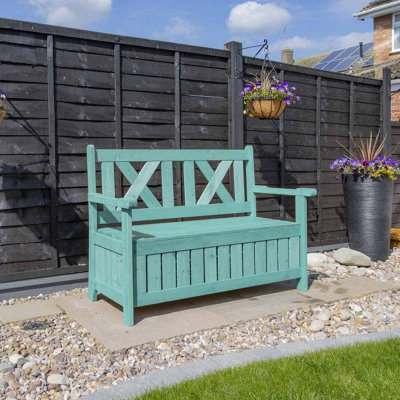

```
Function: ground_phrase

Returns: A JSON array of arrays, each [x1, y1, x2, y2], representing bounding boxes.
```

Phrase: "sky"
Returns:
[[1, 0, 374, 60]]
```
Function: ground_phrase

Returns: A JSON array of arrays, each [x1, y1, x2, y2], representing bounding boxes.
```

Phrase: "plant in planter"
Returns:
[[240, 71, 300, 119], [0, 91, 6, 122], [330, 131, 400, 261]]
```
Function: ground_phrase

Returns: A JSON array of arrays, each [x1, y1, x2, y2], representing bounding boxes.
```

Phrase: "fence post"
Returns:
[[47, 34, 59, 269], [224, 41, 244, 150], [381, 67, 392, 153]]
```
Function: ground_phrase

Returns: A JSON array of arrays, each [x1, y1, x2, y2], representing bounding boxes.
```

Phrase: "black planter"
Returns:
[[343, 175, 393, 261]]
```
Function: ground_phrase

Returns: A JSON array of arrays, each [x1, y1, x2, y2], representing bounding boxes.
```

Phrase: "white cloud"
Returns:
[[153, 17, 196, 41], [271, 35, 317, 51], [28, 0, 112, 28], [227, 1, 290, 36], [328, 31, 373, 49]]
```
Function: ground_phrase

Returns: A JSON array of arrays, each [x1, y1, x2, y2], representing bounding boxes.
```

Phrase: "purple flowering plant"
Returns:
[[330, 131, 400, 180], [239, 70, 300, 117]]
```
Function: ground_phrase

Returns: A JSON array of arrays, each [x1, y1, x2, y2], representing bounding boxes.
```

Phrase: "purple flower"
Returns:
[[256, 81, 262, 88], [284, 98, 291, 105], [239, 90, 244, 96], [244, 85, 254, 92]]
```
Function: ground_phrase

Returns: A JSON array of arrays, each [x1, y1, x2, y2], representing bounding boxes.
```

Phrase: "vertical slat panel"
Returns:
[[117, 254, 123, 291], [279, 69, 286, 220], [245, 146, 256, 215], [102, 162, 116, 217], [255, 241, 267, 274], [87, 145, 98, 300], [267, 240, 278, 273], [161, 161, 174, 207], [183, 161, 196, 206], [242, 242, 255, 276], [217, 246, 230, 281], [278, 238, 289, 271], [147, 254, 162, 292], [47, 34, 59, 269], [233, 160, 245, 202], [162, 252, 176, 289], [289, 236, 300, 269], [316, 76, 322, 243], [177, 250, 190, 287], [204, 247, 217, 283], [114, 43, 123, 197], [102, 162, 115, 194], [191, 249, 204, 285], [230, 244, 243, 278], [136, 255, 147, 294], [382, 68, 392, 153], [174, 51, 183, 206]]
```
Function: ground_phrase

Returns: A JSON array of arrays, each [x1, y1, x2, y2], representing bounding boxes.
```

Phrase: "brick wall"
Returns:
[[373, 14, 400, 64], [392, 90, 400, 120]]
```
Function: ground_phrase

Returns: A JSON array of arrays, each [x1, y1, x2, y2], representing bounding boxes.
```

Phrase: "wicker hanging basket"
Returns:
[[246, 99, 286, 119], [0, 108, 5, 122]]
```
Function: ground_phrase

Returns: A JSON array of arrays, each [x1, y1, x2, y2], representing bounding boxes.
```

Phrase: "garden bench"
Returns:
[[87, 145, 316, 326]]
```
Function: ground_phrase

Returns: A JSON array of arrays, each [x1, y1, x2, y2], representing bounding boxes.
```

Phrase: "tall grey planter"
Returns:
[[343, 175, 393, 262]]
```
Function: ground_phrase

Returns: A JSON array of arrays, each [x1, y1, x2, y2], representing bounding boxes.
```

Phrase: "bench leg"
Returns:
[[88, 283, 98, 302], [123, 303, 135, 326], [297, 275, 308, 292], [296, 195, 309, 292]]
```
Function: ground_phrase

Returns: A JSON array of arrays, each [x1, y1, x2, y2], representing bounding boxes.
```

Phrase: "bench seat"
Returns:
[[99, 216, 299, 241]]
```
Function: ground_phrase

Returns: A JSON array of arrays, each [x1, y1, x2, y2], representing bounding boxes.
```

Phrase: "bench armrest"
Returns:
[[253, 185, 317, 197], [88, 193, 137, 209]]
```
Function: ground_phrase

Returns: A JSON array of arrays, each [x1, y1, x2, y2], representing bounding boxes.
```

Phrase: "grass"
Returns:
[[137, 338, 400, 400]]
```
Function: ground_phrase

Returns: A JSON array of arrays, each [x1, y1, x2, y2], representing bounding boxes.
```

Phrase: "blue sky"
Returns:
[[3, 0, 373, 60]]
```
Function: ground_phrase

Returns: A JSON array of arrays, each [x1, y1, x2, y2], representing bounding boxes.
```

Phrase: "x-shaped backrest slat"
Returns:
[[116, 161, 161, 208], [196, 160, 234, 205]]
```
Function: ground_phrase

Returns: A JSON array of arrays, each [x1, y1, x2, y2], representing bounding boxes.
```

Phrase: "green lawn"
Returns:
[[137, 338, 400, 400]]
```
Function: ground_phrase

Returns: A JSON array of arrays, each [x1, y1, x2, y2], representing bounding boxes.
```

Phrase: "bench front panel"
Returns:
[[135, 235, 301, 307]]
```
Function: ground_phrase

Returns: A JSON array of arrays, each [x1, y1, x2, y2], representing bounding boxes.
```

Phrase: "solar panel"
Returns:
[[363, 56, 374, 67], [312, 42, 373, 72], [362, 42, 373, 54], [322, 49, 344, 63], [333, 55, 359, 72], [339, 46, 359, 59]]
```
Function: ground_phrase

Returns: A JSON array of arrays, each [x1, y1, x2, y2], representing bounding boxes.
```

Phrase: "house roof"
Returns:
[[359, 0, 396, 13], [294, 52, 330, 69], [295, 43, 373, 74], [354, 0, 400, 19]]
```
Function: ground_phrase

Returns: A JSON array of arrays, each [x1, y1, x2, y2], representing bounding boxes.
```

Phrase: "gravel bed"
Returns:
[[0, 249, 399, 399]]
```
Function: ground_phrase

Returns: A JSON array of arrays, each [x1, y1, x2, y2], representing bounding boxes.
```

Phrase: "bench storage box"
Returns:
[[87, 145, 316, 326]]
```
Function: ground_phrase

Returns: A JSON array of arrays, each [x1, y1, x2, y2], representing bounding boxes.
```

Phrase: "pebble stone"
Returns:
[[0, 248, 400, 399], [309, 320, 325, 332]]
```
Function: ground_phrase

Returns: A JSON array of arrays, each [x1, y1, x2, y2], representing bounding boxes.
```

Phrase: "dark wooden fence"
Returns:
[[0, 18, 393, 283]]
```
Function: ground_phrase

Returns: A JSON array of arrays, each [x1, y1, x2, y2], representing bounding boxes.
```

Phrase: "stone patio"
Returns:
[[43, 276, 396, 351]]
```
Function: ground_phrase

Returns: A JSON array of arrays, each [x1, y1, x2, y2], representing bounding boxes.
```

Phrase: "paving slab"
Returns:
[[303, 276, 396, 302], [55, 294, 231, 352], [0, 300, 62, 323], [55, 276, 396, 351]]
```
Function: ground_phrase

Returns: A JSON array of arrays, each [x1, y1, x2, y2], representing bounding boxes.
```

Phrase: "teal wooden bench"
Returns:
[[87, 145, 316, 326]]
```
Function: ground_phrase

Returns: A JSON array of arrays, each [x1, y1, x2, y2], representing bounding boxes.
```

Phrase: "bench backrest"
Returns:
[[87, 145, 255, 224]]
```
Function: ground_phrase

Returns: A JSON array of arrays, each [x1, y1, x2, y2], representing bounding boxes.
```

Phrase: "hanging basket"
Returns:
[[0, 108, 5, 122], [246, 99, 286, 119]]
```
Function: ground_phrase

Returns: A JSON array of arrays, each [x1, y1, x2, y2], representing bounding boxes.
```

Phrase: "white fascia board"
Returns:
[[354, 1, 400, 20]]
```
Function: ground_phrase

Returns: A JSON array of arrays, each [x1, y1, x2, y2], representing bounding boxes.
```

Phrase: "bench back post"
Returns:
[[245, 145, 256, 216]]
